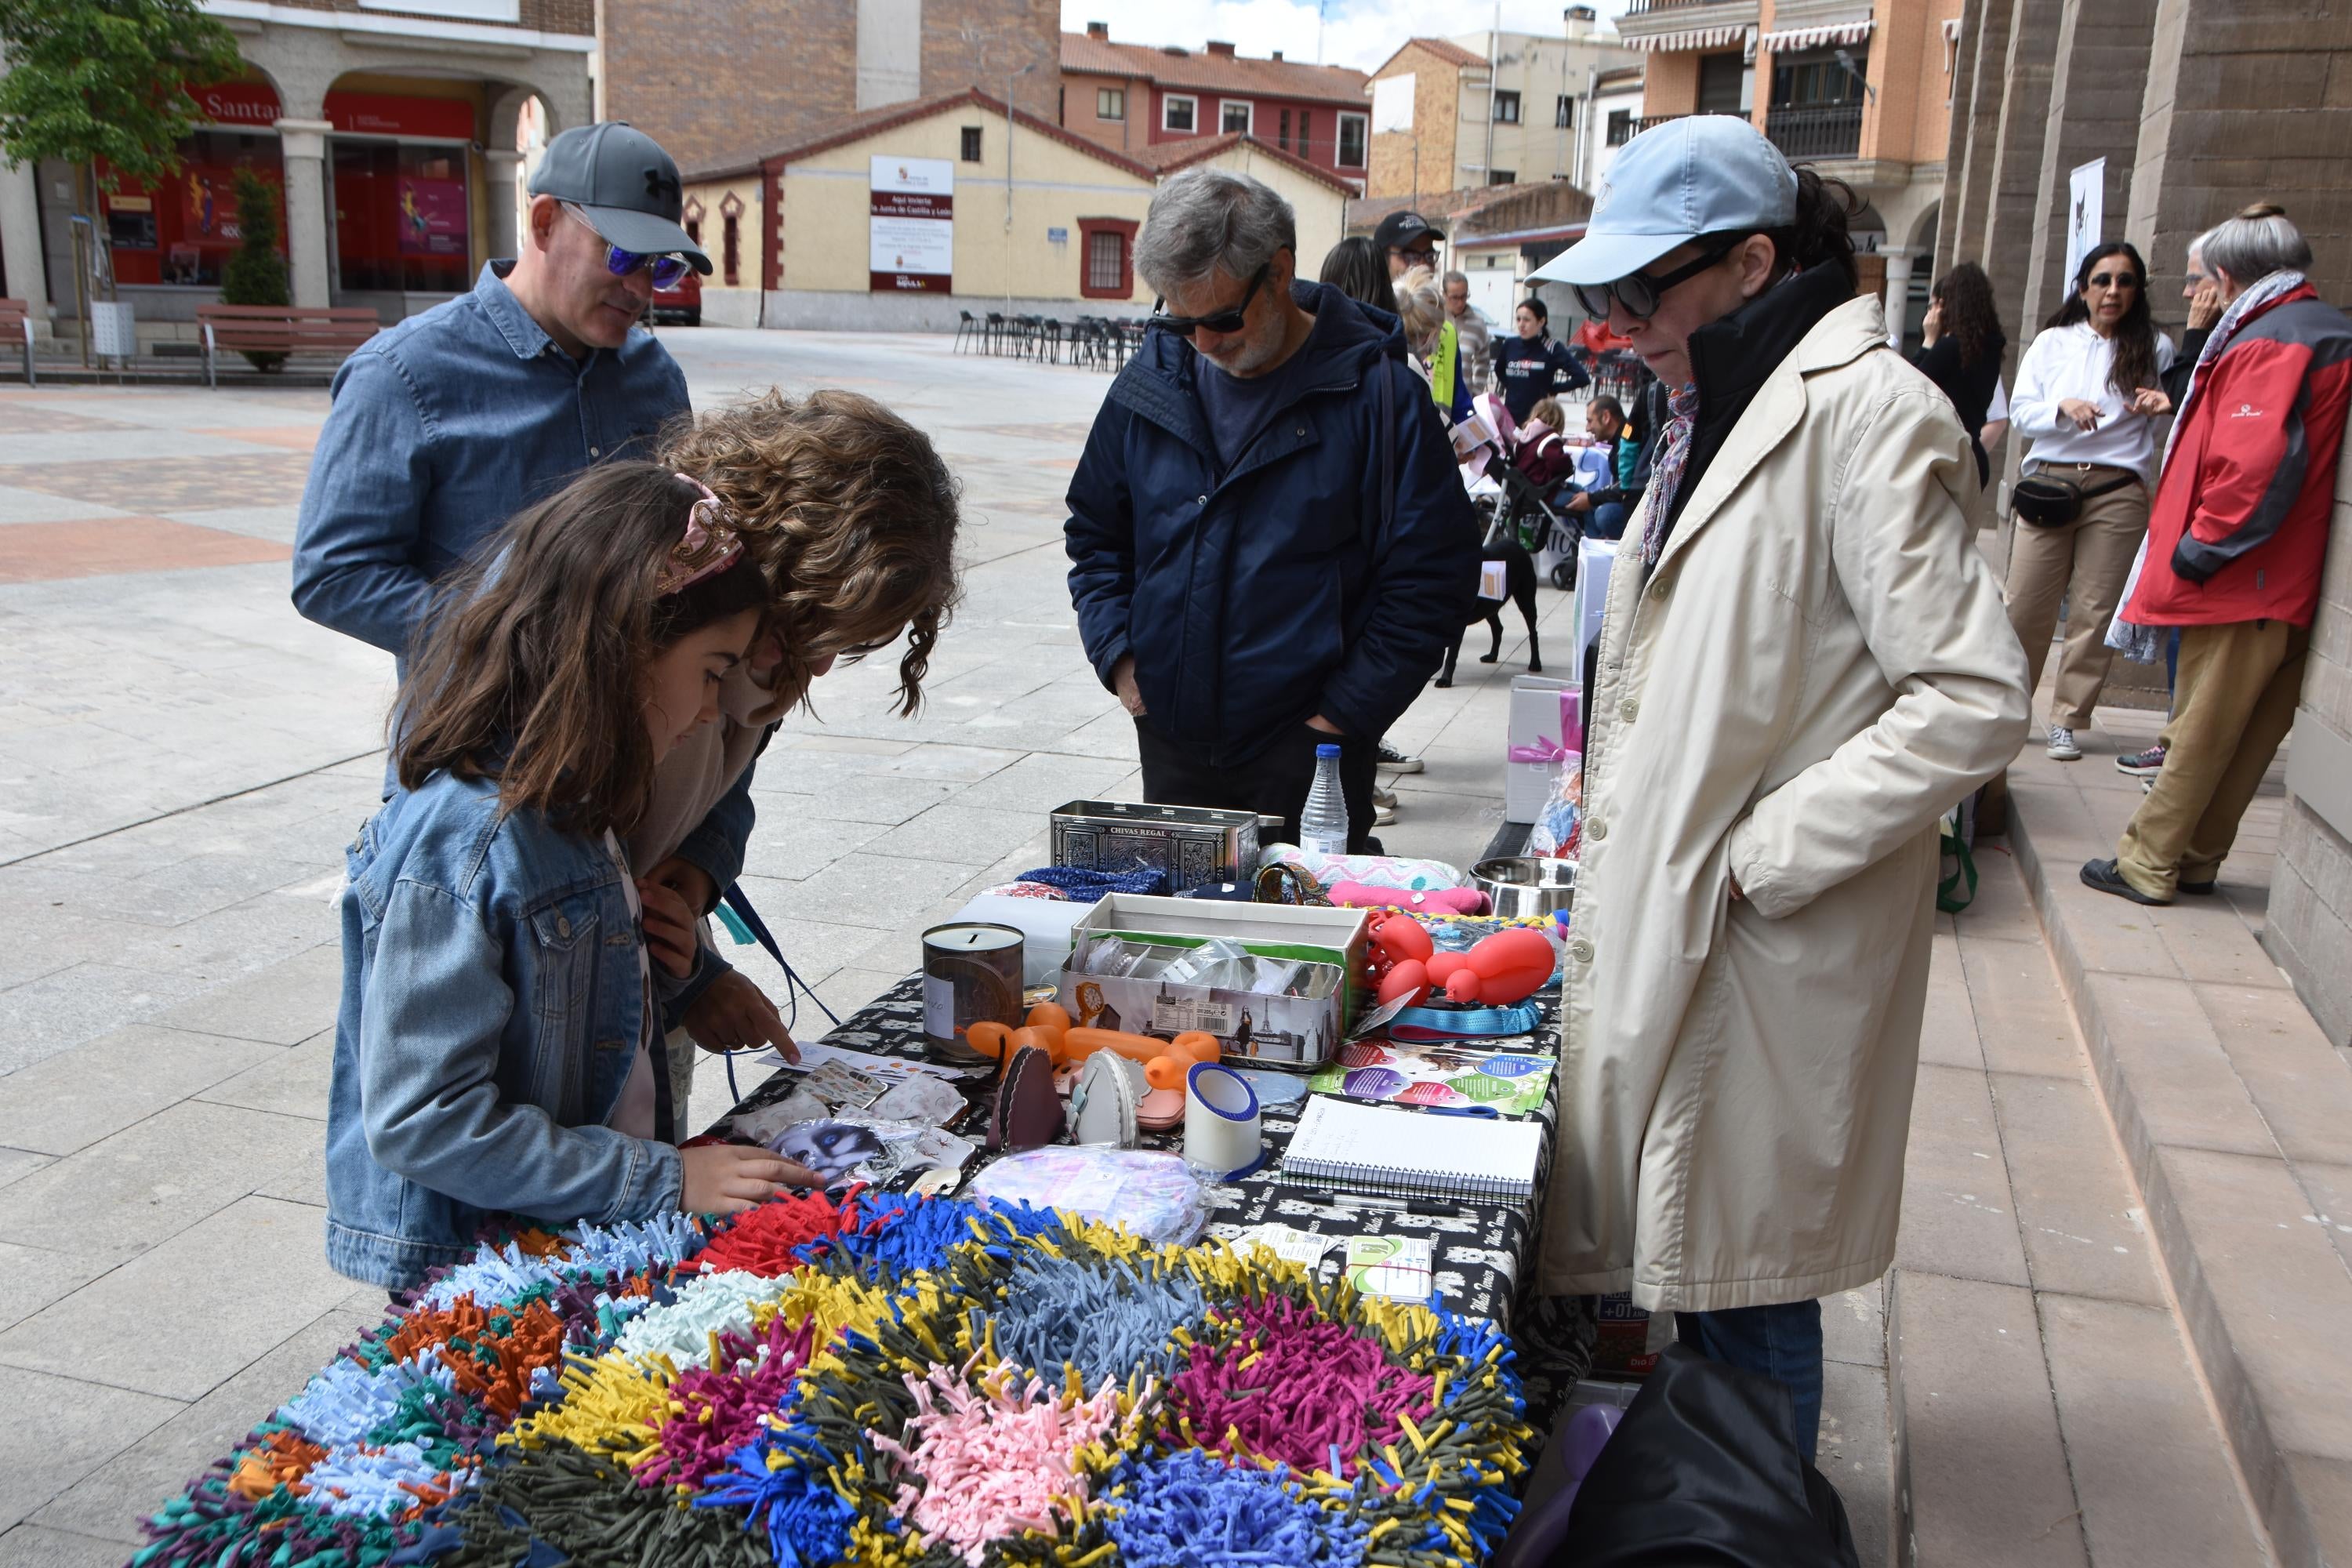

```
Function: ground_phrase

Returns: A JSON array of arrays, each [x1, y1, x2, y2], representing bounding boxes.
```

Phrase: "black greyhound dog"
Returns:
[[1436, 535, 1541, 687]]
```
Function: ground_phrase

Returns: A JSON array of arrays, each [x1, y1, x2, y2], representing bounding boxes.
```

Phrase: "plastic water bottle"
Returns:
[[1300, 742, 1351, 855]]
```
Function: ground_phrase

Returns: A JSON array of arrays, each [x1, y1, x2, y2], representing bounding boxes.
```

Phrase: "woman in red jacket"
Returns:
[[2082, 205, 2352, 905]]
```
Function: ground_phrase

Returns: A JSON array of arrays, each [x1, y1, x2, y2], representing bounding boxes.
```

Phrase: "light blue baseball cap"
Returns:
[[1533, 115, 1798, 286]]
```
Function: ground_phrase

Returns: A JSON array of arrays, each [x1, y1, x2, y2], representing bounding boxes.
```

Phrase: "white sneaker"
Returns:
[[1373, 799, 1399, 826], [2047, 724, 2082, 761]]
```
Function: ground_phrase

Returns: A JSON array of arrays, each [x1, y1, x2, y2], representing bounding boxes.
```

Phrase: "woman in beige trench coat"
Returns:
[[1529, 118, 2030, 1454]]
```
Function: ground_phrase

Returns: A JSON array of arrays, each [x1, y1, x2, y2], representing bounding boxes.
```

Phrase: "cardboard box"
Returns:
[[1058, 895, 1369, 1070], [1505, 673, 1578, 825]]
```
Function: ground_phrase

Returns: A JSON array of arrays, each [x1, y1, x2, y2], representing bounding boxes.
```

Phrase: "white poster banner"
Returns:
[[869, 154, 954, 292], [1372, 74, 1416, 133], [2065, 158, 2104, 289]]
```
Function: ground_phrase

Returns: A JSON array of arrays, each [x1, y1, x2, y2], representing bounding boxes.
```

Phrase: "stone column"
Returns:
[[1944, 0, 2015, 274], [1933, 3, 1980, 279], [1978, 0, 2065, 358], [485, 149, 524, 261], [2127, 0, 2352, 312], [274, 118, 334, 309], [1881, 249, 1915, 347], [2020, 0, 2158, 343], [0, 149, 46, 318]]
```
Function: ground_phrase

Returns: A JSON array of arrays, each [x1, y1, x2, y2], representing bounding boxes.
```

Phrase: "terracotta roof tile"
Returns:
[[1370, 36, 1490, 74], [1061, 33, 1370, 106], [1125, 132, 1359, 193], [682, 89, 1157, 183]]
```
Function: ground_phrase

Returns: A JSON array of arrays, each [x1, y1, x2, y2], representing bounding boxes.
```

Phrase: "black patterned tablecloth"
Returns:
[[710, 974, 1561, 1326]]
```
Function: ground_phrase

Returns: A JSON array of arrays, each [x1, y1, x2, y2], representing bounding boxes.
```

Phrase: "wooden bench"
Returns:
[[0, 298, 34, 387], [197, 304, 380, 387]]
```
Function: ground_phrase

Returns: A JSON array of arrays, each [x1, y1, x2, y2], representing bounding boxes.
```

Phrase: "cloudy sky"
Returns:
[[1061, 0, 1634, 73]]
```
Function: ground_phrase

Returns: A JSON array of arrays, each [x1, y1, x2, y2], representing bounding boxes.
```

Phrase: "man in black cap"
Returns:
[[294, 120, 710, 660], [1371, 210, 1443, 280], [292, 122, 753, 1127]]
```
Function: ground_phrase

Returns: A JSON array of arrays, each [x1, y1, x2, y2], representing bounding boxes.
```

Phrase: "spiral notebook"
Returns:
[[1276, 1096, 1543, 1204]]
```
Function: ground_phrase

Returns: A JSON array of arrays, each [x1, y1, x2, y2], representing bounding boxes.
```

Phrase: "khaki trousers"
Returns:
[[2003, 468, 2149, 729], [2114, 620, 2309, 899]]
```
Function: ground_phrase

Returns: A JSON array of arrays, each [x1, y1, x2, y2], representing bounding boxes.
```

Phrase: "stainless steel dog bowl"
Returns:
[[1471, 856, 1577, 919]]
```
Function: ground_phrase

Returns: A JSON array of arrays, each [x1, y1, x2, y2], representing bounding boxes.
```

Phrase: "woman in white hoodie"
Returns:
[[2005, 242, 2174, 761]]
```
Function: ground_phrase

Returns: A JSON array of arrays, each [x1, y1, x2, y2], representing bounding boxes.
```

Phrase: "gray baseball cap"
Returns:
[[1533, 115, 1795, 285], [528, 122, 713, 274]]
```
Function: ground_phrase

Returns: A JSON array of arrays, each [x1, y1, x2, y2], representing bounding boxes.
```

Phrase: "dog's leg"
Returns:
[[1477, 605, 1504, 664], [1518, 564, 1543, 673], [1436, 628, 1462, 688]]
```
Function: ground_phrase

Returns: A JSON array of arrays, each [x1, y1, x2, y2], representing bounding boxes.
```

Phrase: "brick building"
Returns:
[[1363, 16, 1642, 201], [0, 0, 596, 340], [1058, 24, 1371, 187], [1613, 0, 1966, 347], [1937, 0, 2352, 1086], [597, 0, 1060, 175]]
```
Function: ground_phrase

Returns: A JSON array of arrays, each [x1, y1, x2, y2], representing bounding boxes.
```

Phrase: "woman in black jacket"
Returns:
[[1907, 262, 2006, 485]]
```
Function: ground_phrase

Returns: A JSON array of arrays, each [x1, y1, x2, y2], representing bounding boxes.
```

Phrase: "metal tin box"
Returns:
[[1048, 800, 1261, 893]]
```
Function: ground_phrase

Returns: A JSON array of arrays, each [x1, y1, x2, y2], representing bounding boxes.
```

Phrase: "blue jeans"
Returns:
[[1676, 1299, 1824, 1457], [1584, 499, 1629, 540]]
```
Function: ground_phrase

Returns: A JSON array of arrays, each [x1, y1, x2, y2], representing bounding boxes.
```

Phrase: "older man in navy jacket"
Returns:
[[1066, 169, 1479, 849]]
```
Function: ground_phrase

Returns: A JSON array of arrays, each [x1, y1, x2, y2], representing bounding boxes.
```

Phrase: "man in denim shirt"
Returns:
[[295, 122, 760, 1126]]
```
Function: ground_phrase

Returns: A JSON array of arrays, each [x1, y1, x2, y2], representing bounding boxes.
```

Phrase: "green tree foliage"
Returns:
[[0, 0, 245, 189], [220, 165, 288, 368]]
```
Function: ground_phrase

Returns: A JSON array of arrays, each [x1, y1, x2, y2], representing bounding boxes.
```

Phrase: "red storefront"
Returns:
[[99, 81, 479, 297]]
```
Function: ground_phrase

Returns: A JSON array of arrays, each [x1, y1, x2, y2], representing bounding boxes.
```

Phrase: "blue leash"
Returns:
[[714, 880, 841, 1106]]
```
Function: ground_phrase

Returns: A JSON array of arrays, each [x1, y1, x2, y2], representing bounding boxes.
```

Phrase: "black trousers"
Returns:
[[1134, 719, 1381, 854]]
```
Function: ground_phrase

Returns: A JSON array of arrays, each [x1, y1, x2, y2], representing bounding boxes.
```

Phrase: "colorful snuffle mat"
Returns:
[[136, 1190, 1534, 1567]]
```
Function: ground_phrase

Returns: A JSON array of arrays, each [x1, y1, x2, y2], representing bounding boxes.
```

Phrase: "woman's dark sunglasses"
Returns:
[[1571, 235, 1746, 322], [2085, 271, 2140, 289], [1149, 263, 1271, 337], [564, 203, 693, 289]]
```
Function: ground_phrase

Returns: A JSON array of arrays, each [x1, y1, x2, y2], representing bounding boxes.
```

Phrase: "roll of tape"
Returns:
[[1183, 1062, 1263, 1178]]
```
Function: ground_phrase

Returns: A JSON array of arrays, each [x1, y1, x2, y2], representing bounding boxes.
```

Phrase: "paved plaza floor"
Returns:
[[0, 328, 2308, 1566]]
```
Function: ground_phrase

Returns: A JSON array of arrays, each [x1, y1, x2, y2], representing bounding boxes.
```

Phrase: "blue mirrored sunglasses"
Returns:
[[564, 204, 692, 289]]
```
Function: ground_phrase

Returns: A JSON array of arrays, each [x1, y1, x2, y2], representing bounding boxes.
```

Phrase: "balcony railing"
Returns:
[[1623, 0, 1743, 11], [1606, 108, 1746, 147], [1765, 102, 1864, 160]]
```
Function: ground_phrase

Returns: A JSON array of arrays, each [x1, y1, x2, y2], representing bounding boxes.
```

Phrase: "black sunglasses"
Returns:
[[1149, 263, 1271, 338], [1571, 235, 1748, 322], [2085, 270, 2140, 289]]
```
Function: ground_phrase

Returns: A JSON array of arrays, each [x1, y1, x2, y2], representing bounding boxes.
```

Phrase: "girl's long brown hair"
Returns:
[[396, 463, 768, 837], [659, 390, 962, 716], [1931, 260, 2005, 368]]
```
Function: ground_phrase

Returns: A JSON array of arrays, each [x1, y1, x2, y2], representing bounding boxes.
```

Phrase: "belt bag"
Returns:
[[2013, 466, 2136, 528]]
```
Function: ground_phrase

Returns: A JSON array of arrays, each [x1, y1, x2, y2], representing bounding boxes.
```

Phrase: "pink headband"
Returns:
[[659, 473, 745, 597]]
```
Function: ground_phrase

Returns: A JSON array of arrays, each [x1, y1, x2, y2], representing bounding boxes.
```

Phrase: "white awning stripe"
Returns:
[[1625, 23, 1751, 52], [1756, 20, 1873, 51]]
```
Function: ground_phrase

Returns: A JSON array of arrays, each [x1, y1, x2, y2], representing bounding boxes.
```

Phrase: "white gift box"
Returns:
[[1504, 673, 1579, 824]]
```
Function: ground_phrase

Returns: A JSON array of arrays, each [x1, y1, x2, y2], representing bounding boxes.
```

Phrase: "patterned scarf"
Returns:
[[1640, 380, 1701, 568], [2105, 267, 2309, 660]]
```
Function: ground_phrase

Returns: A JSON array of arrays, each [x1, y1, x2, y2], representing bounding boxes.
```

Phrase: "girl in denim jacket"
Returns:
[[324, 463, 826, 1290]]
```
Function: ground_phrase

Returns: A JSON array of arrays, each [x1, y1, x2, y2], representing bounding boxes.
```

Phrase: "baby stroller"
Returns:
[[1486, 459, 1582, 591]]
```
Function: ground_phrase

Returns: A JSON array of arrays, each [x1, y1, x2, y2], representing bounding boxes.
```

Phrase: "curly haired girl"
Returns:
[[627, 392, 962, 1118]]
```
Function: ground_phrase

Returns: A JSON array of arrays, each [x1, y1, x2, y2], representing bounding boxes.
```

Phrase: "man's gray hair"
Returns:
[[2196, 205, 2313, 287], [1134, 168, 1296, 293], [1442, 269, 1468, 289]]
